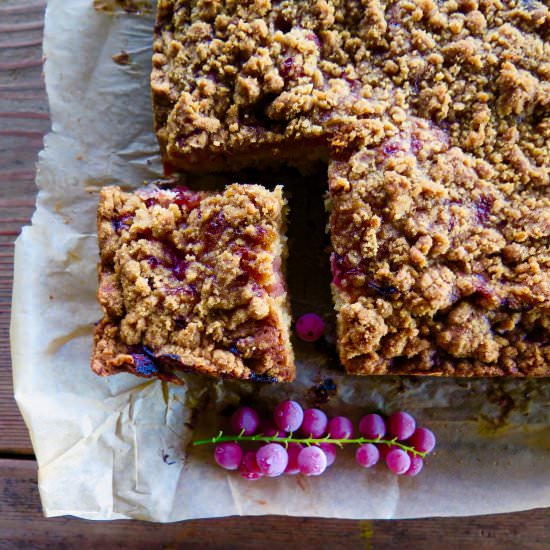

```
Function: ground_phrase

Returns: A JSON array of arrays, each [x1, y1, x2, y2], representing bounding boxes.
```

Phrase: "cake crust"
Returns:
[[92, 184, 294, 383]]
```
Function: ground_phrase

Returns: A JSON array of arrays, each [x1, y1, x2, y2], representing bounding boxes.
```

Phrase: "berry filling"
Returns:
[[173, 187, 202, 210], [111, 214, 133, 233], [475, 195, 495, 224], [128, 345, 182, 382], [331, 253, 366, 288]]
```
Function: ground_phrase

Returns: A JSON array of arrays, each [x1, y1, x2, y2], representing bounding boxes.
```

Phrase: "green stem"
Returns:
[[192, 431, 426, 458]]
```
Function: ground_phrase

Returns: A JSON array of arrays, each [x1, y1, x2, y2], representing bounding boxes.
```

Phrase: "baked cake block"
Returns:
[[329, 116, 549, 376], [92, 184, 294, 383], [326, 1, 549, 376], [151, 0, 386, 171], [150, 0, 549, 377]]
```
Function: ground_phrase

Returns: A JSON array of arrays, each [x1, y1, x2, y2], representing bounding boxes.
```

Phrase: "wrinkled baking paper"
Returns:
[[11, 0, 550, 522]]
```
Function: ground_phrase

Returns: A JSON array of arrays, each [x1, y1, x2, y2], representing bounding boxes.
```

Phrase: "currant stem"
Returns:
[[192, 432, 426, 458]]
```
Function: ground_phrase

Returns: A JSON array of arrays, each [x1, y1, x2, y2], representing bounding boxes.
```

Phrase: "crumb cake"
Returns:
[[325, 1, 549, 376], [92, 184, 294, 383], [151, 0, 379, 171], [150, 0, 549, 376], [329, 117, 549, 376]]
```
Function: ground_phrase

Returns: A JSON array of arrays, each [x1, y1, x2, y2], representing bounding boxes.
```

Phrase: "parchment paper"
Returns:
[[11, 0, 550, 521]]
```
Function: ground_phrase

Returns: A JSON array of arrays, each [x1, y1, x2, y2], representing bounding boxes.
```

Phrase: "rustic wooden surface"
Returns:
[[0, 1, 549, 547]]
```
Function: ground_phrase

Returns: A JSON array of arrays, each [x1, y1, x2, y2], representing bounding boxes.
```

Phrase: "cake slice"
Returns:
[[92, 184, 294, 383], [151, 0, 371, 172], [329, 117, 549, 377]]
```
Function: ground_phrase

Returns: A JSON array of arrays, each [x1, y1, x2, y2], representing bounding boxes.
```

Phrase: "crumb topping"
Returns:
[[151, 0, 549, 376], [93, 184, 294, 382], [330, 117, 549, 376], [153, 0, 549, 181]]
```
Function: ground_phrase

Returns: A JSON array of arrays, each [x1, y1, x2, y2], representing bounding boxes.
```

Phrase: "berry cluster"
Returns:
[[193, 401, 436, 479]]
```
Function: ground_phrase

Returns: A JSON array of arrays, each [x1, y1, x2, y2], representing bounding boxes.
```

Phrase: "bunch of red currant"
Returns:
[[194, 400, 436, 479]]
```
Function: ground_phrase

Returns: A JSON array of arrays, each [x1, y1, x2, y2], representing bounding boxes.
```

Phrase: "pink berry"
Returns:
[[405, 454, 424, 477], [259, 418, 286, 438], [408, 427, 436, 454], [377, 444, 391, 460], [328, 416, 354, 439], [231, 406, 259, 436], [359, 413, 386, 439], [256, 443, 288, 477], [385, 448, 411, 475], [296, 313, 325, 342], [214, 442, 243, 471], [297, 446, 327, 476], [274, 400, 304, 433], [239, 451, 263, 480], [388, 411, 416, 441], [300, 408, 328, 438], [284, 442, 303, 475], [243, 451, 262, 472], [356, 443, 380, 468], [317, 443, 337, 466]]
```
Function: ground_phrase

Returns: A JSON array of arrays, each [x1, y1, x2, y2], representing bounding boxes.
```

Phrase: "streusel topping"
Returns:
[[151, 0, 549, 376], [93, 184, 294, 382], [330, 117, 549, 375]]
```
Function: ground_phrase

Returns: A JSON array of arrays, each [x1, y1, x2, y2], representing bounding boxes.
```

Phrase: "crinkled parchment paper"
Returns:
[[10, 0, 550, 522]]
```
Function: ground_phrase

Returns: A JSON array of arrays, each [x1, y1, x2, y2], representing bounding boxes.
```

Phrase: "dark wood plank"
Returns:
[[0, 0, 48, 455], [0, 459, 548, 549]]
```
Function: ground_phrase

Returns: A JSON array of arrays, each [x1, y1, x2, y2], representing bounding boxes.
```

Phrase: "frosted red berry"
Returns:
[[295, 313, 325, 342], [231, 406, 259, 436], [388, 411, 416, 441], [405, 454, 424, 477]]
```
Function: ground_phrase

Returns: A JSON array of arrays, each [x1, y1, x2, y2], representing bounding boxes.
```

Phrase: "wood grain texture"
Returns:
[[0, 0, 48, 455], [0, 1, 549, 546], [0, 459, 548, 550]]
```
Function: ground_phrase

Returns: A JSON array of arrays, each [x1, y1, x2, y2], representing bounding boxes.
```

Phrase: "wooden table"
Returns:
[[0, 1, 548, 547]]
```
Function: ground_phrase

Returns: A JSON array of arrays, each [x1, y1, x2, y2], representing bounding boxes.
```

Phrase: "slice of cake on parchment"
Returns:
[[92, 184, 294, 383]]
